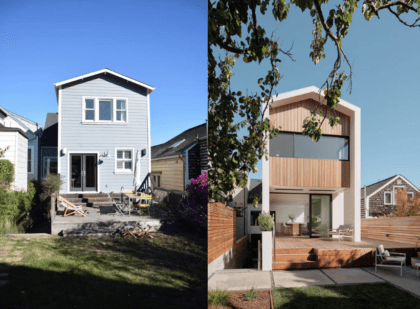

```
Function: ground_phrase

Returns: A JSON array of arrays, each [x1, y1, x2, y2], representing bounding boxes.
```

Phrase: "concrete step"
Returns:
[[273, 253, 317, 262], [272, 260, 318, 270], [60, 193, 121, 199], [273, 248, 314, 255]]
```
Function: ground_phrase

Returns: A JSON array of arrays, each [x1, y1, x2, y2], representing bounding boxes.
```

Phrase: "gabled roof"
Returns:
[[361, 174, 419, 198], [270, 86, 360, 117], [54, 68, 155, 100], [0, 105, 42, 134], [40, 113, 58, 148], [44, 113, 58, 129], [151, 123, 207, 160], [0, 123, 28, 139]]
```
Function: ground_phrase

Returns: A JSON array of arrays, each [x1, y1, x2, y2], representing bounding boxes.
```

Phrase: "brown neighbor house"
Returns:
[[151, 123, 207, 191], [361, 174, 419, 218]]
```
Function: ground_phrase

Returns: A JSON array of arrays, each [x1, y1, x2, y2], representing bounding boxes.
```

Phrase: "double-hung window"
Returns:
[[82, 97, 128, 123], [115, 148, 133, 173], [384, 192, 392, 205]]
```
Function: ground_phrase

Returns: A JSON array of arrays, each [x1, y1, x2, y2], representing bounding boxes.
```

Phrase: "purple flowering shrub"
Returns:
[[179, 172, 208, 229]]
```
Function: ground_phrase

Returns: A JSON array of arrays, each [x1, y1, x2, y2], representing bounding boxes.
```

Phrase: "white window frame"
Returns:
[[82, 97, 96, 122], [82, 97, 128, 124], [384, 191, 392, 205], [114, 148, 134, 174], [115, 98, 128, 123], [407, 192, 415, 201], [28, 146, 34, 174], [393, 185, 406, 204]]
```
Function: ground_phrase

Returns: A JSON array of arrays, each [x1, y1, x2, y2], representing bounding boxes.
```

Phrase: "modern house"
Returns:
[[0, 106, 43, 190], [258, 86, 361, 271], [54, 68, 155, 193], [361, 174, 419, 218], [151, 123, 207, 191], [40, 113, 58, 180]]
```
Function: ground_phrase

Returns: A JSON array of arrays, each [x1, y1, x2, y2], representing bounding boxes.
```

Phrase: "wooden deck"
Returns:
[[272, 236, 414, 270]]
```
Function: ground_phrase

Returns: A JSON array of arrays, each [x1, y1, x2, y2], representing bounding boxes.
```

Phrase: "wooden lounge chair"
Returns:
[[375, 244, 406, 276], [58, 196, 86, 217]]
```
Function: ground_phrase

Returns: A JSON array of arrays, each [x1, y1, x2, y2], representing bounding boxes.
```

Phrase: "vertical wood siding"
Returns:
[[269, 157, 350, 188], [60, 76, 149, 193], [270, 99, 350, 136]]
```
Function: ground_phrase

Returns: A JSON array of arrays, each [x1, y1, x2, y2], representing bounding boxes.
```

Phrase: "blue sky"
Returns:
[[217, 4, 420, 188], [0, 0, 206, 146]]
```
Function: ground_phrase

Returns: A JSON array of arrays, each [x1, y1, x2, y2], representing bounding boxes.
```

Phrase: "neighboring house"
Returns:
[[0, 123, 28, 191], [257, 86, 361, 271], [151, 123, 207, 191], [0, 105, 43, 184], [40, 113, 58, 180], [361, 174, 419, 218], [54, 68, 155, 193]]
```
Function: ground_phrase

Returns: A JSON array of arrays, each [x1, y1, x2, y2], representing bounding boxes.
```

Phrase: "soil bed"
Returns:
[[208, 289, 271, 309]]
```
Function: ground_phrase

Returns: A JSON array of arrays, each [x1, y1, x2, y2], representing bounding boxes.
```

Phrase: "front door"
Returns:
[[309, 194, 332, 238], [70, 154, 97, 192]]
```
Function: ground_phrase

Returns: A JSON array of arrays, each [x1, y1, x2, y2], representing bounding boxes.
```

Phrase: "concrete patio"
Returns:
[[208, 267, 420, 298]]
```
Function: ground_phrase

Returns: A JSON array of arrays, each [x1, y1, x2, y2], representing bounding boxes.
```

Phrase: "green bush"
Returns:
[[243, 288, 258, 301], [0, 159, 14, 185], [208, 289, 232, 306], [41, 174, 64, 200], [258, 211, 274, 231], [0, 181, 37, 234]]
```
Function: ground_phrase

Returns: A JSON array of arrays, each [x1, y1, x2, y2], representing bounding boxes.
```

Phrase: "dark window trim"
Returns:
[[271, 131, 350, 162], [250, 210, 261, 226]]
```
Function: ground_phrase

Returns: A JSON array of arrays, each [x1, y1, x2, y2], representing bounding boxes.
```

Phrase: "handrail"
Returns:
[[138, 172, 156, 193]]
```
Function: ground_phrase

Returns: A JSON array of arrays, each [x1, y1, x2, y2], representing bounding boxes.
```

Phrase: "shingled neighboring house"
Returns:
[[151, 123, 207, 191], [361, 174, 419, 218], [39, 113, 58, 180]]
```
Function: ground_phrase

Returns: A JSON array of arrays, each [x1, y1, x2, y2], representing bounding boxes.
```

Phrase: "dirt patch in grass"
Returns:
[[209, 290, 272, 309]]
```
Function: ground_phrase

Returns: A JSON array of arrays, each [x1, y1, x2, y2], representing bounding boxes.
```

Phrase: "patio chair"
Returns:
[[107, 193, 126, 216], [375, 244, 406, 276], [58, 196, 86, 217], [138, 193, 152, 216], [328, 224, 353, 242], [282, 222, 291, 236]]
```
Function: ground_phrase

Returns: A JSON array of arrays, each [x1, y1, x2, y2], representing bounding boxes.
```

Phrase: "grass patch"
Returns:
[[208, 288, 233, 306], [0, 230, 206, 308], [273, 283, 420, 309]]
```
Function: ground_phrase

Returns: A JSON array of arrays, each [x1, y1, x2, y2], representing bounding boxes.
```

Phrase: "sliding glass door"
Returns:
[[70, 154, 97, 192], [309, 195, 331, 238]]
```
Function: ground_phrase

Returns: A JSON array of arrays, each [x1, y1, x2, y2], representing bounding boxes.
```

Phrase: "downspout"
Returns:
[[178, 152, 185, 190], [364, 185, 367, 218]]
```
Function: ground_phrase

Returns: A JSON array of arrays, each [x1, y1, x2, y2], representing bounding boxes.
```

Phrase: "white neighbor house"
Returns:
[[257, 86, 361, 271]]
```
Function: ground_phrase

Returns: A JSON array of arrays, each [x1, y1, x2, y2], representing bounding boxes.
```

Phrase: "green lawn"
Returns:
[[273, 283, 420, 309], [0, 229, 206, 309]]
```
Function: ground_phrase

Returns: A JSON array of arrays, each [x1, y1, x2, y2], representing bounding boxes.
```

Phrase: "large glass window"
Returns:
[[99, 99, 112, 121], [270, 132, 349, 161]]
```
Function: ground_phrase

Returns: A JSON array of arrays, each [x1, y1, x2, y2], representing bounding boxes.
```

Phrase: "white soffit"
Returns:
[[270, 86, 360, 117]]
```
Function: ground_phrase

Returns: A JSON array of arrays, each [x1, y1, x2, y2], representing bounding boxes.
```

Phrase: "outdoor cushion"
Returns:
[[384, 256, 405, 262], [377, 245, 385, 255], [383, 250, 390, 256]]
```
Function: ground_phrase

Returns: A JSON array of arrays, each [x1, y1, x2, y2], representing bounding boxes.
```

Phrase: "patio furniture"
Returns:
[[416, 263, 420, 276], [107, 193, 127, 216], [139, 192, 152, 216], [121, 225, 139, 238], [58, 196, 86, 217], [286, 222, 300, 236], [282, 222, 291, 236], [375, 244, 406, 276], [328, 224, 353, 241], [137, 226, 153, 239], [300, 222, 309, 235]]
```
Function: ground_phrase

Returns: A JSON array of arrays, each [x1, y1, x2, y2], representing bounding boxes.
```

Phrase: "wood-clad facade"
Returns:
[[151, 157, 184, 191], [269, 99, 350, 188], [269, 157, 350, 188], [269, 99, 350, 136]]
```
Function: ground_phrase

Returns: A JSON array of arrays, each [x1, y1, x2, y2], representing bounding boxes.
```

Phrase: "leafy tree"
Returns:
[[208, 0, 420, 201], [395, 188, 420, 217], [0, 146, 10, 158]]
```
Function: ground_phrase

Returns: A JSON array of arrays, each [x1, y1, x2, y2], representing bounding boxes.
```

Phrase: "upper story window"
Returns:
[[269, 132, 349, 161], [82, 97, 128, 124], [407, 192, 415, 201]]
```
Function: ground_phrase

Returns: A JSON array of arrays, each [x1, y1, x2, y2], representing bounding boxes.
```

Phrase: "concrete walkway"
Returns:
[[208, 267, 420, 297]]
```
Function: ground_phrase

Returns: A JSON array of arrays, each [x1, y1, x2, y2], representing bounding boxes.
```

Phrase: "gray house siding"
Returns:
[[59, 76, 150, 193], [27, 132, 39, 181]]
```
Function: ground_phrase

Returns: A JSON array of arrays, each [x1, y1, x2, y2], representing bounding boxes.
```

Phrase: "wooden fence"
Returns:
[[361, 216, 420, 245]]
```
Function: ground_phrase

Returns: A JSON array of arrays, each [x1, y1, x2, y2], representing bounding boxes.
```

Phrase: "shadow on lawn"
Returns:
[[0, 264, 204, 309]]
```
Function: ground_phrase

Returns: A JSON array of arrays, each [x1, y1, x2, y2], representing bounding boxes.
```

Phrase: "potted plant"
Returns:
[[288, 214, 296, 222], [258, 211, 274, 270]]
